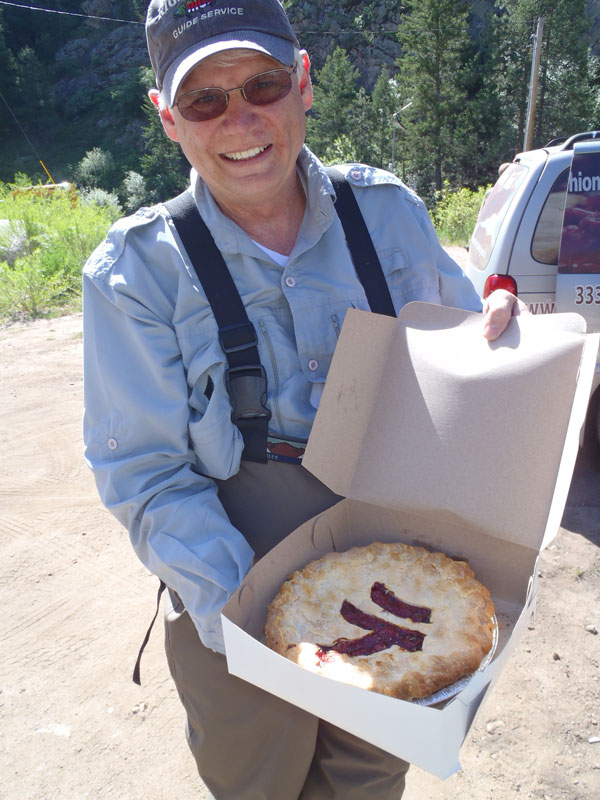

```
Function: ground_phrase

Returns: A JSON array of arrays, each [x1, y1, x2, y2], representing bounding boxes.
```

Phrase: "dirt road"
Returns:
[[1, 313, 599, 800]]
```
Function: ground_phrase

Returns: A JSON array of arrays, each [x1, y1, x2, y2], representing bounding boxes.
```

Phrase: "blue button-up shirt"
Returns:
[[82, 148, 481, 651]]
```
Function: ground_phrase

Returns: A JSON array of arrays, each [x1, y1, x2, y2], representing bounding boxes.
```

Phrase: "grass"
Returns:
[[431, 181, 489, 247], [0, 175, 488, 322], [0, 178, 119, 323]]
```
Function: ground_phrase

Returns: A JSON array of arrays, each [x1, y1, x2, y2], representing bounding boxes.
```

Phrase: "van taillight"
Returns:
[[483, 274, 518, 299]]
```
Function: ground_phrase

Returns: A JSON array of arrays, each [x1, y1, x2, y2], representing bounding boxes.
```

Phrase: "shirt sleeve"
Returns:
[[414, 200, 483, 313], [82, 242, 254, 654]]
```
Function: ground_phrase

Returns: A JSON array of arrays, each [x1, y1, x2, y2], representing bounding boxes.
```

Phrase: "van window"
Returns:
[[531, 169, 569, 265], [558, 151, 600, 274], [469, 163, 528, 271]]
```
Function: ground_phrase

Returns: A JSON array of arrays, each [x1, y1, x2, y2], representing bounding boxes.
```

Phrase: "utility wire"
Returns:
[[0, 0, 144, 24], [0, 86, 55, 181], [0, 1, 400, 33]]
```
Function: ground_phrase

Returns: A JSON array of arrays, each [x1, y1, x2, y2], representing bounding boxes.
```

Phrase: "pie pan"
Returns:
[[412, 615, 499, 707]]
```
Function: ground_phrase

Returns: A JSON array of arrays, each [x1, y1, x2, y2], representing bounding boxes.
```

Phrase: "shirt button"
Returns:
[[284, 276, 296, 288], [308, 359, 319, 371], [107, 438, 118, 451]]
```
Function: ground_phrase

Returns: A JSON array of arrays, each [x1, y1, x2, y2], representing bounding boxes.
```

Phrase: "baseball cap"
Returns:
[[146, 0, 299, 107]]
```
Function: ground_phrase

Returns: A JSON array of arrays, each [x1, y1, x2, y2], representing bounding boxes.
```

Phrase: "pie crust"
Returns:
[[265, 542, 496, 701]]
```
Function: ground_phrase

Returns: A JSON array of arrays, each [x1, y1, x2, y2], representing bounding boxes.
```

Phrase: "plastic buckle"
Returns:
[[226, 365, 272, 423], [219, 322, 258, 354]]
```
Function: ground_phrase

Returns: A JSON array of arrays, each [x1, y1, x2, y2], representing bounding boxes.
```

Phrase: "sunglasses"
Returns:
[[174, 66, 298, 122]]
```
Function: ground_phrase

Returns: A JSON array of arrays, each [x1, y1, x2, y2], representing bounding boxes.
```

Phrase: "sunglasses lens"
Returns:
[[175, 69, 294, 122], [177, 89, 228, 122], [244, 70, 293, 105]]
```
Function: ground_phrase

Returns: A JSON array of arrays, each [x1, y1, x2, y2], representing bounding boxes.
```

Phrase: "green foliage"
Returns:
[[80, 188, 123, 216], [431, 182, 490, 246], [139, 97, 189, 203], [490, 0, 597, 151], [322, 134, 361, 165], [396, 0, 472, 199], [121, 171, 152, 212], [0, 179, 118, 321], [370, 69, 399, 169], [0, 254, 75, 321], [74, 148, 119, 193], [306, 47, 361, 160]]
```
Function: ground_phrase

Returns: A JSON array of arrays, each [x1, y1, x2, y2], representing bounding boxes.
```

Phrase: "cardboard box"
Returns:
[[222, 302, 598, 779]]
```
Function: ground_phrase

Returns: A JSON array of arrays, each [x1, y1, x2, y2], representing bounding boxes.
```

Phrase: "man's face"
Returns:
[[158, 51, 312, 210]]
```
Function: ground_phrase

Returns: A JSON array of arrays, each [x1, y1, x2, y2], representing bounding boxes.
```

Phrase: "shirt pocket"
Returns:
[[379, 247, 442, 309], [180, 321, 244, 480]]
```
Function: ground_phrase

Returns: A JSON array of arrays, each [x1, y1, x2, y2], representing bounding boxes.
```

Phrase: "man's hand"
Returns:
[[482, 289, 530, 341]]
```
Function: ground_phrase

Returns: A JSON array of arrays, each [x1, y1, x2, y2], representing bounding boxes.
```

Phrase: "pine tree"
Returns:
[[0, 13, 17, 144], [306, 47, 361, 161], [371, 68, 399, 170], [533, 0, 595, 143], [395, 0, 472, 199], [491, 0, 596, 152], [139, 84, 189, 204]]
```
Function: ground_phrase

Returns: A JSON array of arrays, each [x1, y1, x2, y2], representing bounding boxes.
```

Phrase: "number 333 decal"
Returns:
[[575, 284, 600, 304]]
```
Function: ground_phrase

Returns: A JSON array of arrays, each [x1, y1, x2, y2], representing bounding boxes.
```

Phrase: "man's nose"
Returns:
[[222, 89, 259, 125]]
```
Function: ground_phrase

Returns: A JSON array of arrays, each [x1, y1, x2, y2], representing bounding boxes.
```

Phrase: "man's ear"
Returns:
[[148, 88, 180, 143], [298, 50, 313, 113]]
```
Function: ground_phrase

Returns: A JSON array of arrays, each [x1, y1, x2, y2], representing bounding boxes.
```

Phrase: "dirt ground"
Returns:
[[1, 311, 599, 800]]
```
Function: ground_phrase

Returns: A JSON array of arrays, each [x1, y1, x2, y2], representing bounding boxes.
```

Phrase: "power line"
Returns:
[[0, 2, 400, 34], [0, 86, 55, 181], [0, 0, 144, 25]]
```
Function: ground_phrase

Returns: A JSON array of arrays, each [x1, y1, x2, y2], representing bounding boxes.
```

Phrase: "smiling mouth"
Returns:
[[222, 144, 271, 161]]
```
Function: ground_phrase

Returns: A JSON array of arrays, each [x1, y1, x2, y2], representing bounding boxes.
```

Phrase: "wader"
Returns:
[[158, 172, 409, 798], [164, 459, 410, 800]]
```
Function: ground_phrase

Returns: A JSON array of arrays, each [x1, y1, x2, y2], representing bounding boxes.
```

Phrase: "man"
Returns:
[[83, 1, 524, 798]]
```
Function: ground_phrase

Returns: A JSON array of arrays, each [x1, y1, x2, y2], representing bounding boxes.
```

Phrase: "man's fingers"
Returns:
[[482, 290, 529, 341]]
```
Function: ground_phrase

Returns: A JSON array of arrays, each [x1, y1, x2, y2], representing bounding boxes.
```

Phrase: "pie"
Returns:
[[264, 541, 496, 701]]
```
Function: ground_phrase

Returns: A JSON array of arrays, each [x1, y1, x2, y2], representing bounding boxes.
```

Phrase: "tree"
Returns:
[[350, 87, 378, 165], [533, 0, 596, 143], [490, 0, 596, 152], [74, 148, 119, 192], [139, 95, 189, 204], [396, 0, 472, 198], [306, 47, 361, 161], [451, 16, 516, 189], [371, 68, 399, 169], [0, 13, 17, 143]]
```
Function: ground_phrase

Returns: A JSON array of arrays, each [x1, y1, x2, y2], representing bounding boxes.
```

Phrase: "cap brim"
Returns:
[[164, 33, 295, 108]]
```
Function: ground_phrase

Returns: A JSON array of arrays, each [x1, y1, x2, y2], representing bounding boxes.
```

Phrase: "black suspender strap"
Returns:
[[166, 191, 271, 463], [132, 579, 166, 685], [165, 170, 395, 462], [325, 167, 396, 318]]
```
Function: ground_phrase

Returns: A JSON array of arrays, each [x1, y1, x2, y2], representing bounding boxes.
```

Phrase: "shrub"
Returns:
[[431, 182, 490, 247], [121, 170, 151, 212], [74, 147, 119, 192], [0, 253, 76, 321], [80, 187, 123, 216], [0, 178, 119, 321]]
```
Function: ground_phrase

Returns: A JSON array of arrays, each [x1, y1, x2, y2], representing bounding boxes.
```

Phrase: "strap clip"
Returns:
[[219, 322, 258, 354], [226, 365, 272, 423]]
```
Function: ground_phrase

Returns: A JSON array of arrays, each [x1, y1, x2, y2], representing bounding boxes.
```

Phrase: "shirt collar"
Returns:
[[189, 147, 337, 257]]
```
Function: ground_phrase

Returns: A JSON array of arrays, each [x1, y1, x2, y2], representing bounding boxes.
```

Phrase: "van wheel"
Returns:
[[587, 388, 600, 465], [579, 386, 600, 466]]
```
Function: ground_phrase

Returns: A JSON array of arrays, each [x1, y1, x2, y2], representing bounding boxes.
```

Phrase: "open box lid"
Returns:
[[303, 302, 598, 551]]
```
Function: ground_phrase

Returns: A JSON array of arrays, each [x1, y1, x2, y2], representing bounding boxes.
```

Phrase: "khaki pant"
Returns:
[[164, 590, 409, 799], [165, 459, 410, 799]]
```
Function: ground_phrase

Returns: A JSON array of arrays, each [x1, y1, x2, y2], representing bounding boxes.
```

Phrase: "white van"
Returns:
[[464, 132, 600, 449]]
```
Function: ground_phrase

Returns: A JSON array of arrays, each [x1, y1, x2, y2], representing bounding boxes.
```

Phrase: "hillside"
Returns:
[[0, 1, 599, 186]]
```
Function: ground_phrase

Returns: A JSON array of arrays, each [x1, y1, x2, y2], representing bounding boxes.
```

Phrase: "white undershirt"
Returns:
[[251, 239, 289, 267], [249, 168, 307, 268]]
